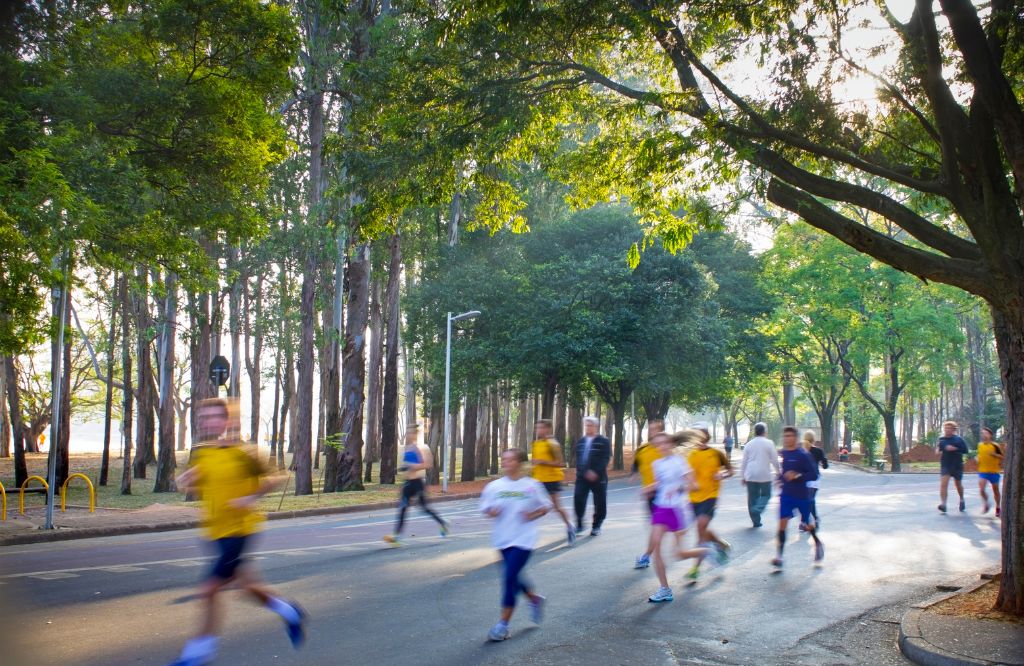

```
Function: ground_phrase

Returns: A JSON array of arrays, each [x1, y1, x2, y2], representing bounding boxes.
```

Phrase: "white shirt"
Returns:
[[479, 476, 553, 550], [652, 454, 692, 509], [741, 436, 781, 482]]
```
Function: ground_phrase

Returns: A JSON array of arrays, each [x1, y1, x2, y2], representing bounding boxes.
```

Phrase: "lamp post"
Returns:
[[442, 310, 480, 493]]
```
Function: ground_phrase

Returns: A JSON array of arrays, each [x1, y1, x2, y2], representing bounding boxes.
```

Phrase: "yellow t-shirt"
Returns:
[[189, 444, 266, 540], [633, 443, 663, 487], [531, 439, 565, 483], [976, 442, 1003, 474], [688, 446, 728, 504]]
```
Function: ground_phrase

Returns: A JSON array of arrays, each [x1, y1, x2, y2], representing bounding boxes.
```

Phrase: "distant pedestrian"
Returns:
[[937, 421, 968, 514], [632, 419, 665, 569], [724, 434, 734, 459], [481, 449, 552, 641], [976, 426, 1003, 517], [772, 426, 824, 569], [740, 422, 779, 528], [384, 424, 450, 546], [530, 419, 575, 546], [170, 398, 305, 666], [801, 431, 828, 530], [574, 416, 611, 536], [686, 424, 732, 580], [644, 433, 712, 603]]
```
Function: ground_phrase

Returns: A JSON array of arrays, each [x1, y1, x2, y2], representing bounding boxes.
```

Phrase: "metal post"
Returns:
[[442, 313, 453, 494], [45, 252, 70, 530]]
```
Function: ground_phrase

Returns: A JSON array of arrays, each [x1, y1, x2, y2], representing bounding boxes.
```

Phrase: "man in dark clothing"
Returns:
[[574, 416, 611, 536], [937, 421, 969, 513], [772, 426, 824, 568]]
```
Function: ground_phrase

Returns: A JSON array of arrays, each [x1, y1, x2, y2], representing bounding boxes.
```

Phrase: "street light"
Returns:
[[442, 310, 480, 493]]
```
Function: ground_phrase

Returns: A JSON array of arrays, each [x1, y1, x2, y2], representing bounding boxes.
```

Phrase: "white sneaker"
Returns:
[[488, 622, 510, 641], [648, 587, 674, 603]]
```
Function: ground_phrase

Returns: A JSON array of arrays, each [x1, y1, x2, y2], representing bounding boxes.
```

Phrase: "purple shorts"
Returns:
[[651, 505, 691, 532]]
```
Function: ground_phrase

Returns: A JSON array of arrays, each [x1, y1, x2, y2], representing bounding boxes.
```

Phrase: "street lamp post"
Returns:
[[442, 310, 480, 493]]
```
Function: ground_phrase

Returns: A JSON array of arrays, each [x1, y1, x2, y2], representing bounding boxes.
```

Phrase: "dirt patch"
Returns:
[[931, 579, 1024, 626], [900, 444, 941, 463]]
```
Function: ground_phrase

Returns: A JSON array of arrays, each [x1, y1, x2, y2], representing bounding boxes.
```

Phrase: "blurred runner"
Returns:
[[937, 421, 968, 513], [686, 424, 733, 580], [772, 426, 824, 569], [530, 419, 576, 546], [384, 423, 450, 546], [976, 426, 1003, 517], [801, 430, 828, 531], [632, 419, 665, 569]]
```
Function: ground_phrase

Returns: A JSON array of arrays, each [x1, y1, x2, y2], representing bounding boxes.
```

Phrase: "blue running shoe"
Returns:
[[488, 622, 510, 641], [634, 554, 651, 569], [285, 601, 307, 648], [529, 595, 545, 624]]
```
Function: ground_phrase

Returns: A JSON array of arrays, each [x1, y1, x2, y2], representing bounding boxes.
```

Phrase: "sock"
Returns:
[[267, 596, 301, 624], [497, 619, 509, 628], [180, 635, 218, 660], [777, 530, 786, 556]]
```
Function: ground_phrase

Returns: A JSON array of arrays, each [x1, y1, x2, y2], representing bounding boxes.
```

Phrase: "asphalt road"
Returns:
[[0, 466, 1002, 666]]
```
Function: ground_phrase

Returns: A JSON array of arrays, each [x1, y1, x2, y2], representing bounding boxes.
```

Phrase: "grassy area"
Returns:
[[1, 450, 490, 513]]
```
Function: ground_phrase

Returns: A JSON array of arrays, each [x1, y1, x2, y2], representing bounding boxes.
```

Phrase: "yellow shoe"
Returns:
[[383, 534, 401, 547]]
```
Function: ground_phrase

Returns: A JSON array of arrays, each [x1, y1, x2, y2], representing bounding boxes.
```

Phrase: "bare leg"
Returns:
[[549, 492, 572, 528], [939, 475, 950, 506], [674, 528, 709, 562], [978, 478, 989, 506], [198, 577, 229, 637], [991, 481, 1001, 511], [649, 524, 668, 588], [953, 478, 964, 501]]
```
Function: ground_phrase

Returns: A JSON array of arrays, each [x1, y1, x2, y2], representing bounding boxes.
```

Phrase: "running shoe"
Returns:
[[575, 525, 585, 535], [168, 657, 213, 666], [440, 519, 451, 537], [488, 622, 510, 641], [937, 504, 947, 514], [798, 523, 808, 532], [714, 543, 729, 565], [284, 601, 307, 648], [814, 540, 825, 563], [959, 499, 966, 512], [995, 507, 1001, 517], [634, 554, 651, 569], [529, 595, 545, 624], [383, 534, 401, 547], [771, 557, 784, 568], [648, 587, 674, 603], [686, 564, 700, 582], [567, 527, 577, 547], [590, 527, 602, 537], [982, 501, 990, 514]]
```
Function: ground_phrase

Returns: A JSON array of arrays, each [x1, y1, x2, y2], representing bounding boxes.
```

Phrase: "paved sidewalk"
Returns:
[[900, 574, 1024, 666]]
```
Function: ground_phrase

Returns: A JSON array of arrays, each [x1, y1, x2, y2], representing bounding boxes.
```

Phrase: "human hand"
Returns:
[[585, 470, 598, 482], [945, 445, 957, 452], [228, 495, 258, 511], [783, 471, 801, 481]]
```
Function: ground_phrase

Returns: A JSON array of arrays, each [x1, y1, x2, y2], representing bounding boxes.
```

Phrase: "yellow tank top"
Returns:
[[688, 447, 727, 504], [190, 444, 266, 540], [634, 443, 663, 487], [977, 442, 1003, 474], [531, 439, 564, 482]]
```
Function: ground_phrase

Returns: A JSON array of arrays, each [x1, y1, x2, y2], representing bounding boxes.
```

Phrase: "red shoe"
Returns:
[[995, 507, 1001, 518]]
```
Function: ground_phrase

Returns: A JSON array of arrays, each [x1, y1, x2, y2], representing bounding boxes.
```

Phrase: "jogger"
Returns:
[[385, 424, 449, 545], [632, 419, 665, 569], [976, 426, 1003, 517], [531, 419, 576, 545], [937, 421, 968, 514], [772, 426, 824, 569]]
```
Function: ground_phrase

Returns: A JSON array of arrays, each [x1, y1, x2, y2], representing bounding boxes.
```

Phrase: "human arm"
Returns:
[[535, 440, 565, 467], [770, 443, 782, 476], [523, 481, 553, 520], [480, 485, 501, 517]]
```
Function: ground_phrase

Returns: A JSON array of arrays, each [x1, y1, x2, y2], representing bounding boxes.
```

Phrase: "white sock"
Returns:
[[266, 596, 300, 624], [180, 635, 218, 660]]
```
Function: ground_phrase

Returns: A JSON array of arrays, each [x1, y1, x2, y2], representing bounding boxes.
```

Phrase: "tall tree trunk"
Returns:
[[782, 375, 796, 425], [99, 275, 119, 485], [461, 392, 478, 482], [269, 343, 282, 465], [476, 395, 489, 476], [293, 252, 316, 495], [568, 402, 583, 467], [133, 270, 155, 479], [541, 374, 558, 418], [489, 386, 500, 474], [0, 367, 7, 459], [188, 290, 213, 447], [333, 241, 370, 491], [55, 278, 72, 488], [244, 274, 264, 445], [379, 234, 401, 485], [154, 272, 178, 492], [554, 384, 567, 454], [281, 350, 294, 470], [120, 278, 134, 496], [3, 355, 27, 485], [364, 277, 384, 483], [448, 402, 459, 483], [611, 401, 626, 471], [425, 401, 443, 485], [227, 246, 243, 399]]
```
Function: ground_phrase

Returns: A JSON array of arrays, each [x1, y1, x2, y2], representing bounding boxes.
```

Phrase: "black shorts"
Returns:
[[646, 496, 655, 515], [941, 465, 964, 481], [543, 481, 563, 494], [209, 535, 249, 580], [692, 498, 718, 518]]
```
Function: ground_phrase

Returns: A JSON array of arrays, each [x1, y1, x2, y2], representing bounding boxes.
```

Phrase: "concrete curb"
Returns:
[[898, 575, 1002, 666], [0, 491, 482, 547]]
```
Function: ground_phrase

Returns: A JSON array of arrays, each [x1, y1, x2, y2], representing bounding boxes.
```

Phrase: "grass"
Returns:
[[1, 449, 493, 514]]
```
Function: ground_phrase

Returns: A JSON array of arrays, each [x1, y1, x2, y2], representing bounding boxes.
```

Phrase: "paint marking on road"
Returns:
[[166, 561, 204, 568], [29, 572, 79, 580], [99, 566, 148, 573]]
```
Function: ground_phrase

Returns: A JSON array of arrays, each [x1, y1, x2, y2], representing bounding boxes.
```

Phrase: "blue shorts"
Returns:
[[779, 495, 813, 524], [209, 536, 249, 580], [978, 472, 1001, 484]]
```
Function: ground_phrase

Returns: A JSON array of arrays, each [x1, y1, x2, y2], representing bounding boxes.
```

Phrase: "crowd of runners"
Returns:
[[167, 398, 1005, 663]]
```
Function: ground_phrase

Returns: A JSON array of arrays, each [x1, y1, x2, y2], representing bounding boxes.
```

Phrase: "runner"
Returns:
[[169, 398, 305, 666], [645, 432, 712, 603], [383, 424, 450, 546], [632, 419, 665, 569], [741, 422, 779, 528], [937, 421, 968, 514], [801, 431, 829, 531], [530, 419, 576, 546], [480, 449, 553, 641], [724, 434, 734, 460], [976, 426, 1003, 517], [686, 424, 732, 579], [772, 426, 824, 569]]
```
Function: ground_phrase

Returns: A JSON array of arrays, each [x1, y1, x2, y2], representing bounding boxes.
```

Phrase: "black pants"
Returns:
[[573, 476, 607, 529], [395, 478, 444, 534]]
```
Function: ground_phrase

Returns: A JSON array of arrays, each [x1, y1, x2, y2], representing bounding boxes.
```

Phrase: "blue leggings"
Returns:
[[500, 547, 533, 608]]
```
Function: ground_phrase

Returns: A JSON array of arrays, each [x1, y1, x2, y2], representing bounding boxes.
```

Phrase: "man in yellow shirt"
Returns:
[[170, 398, 305, 666], [976, 426, 1003, 517], [632, 419, 665, 569], [531, 419, 575, 546], [687, 424, 732, 579]]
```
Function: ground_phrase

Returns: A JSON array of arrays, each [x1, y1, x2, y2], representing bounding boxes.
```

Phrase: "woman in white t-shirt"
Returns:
[[480, 448, 554, 641], [643, 433, 712, 603]]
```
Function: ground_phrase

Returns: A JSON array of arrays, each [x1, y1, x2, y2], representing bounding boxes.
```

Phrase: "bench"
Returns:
[[874, 461, 885, 471]]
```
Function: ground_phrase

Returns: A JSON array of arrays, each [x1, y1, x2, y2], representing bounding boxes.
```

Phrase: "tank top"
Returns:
[[531, 439, 564, 483]]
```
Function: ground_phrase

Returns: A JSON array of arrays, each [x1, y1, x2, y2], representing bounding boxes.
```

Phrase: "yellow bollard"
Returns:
[[60, 473, 96, 513], [19, 475, 49, 515], [0, 480, 6, 521]]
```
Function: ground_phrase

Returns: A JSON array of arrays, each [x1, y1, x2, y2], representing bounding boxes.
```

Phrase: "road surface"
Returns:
[[0, 466, 1002, 665]]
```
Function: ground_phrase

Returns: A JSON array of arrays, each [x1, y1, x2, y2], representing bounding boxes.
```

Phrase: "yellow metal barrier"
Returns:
[[19, 475, 49, 515], [0, 480, 6, 521], [61, 473, 96, 513]]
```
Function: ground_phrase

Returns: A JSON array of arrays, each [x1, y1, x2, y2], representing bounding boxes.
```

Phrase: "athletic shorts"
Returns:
[[646, 496, 655, 515], [543, 481, 563, 494], [779, 495, 813, 524], [651, 505, 691, 532], [978, 472, 1001, 484], [941, 464, 964, 481], [209, 535, 249, 580], [691, 497, 717, 518]]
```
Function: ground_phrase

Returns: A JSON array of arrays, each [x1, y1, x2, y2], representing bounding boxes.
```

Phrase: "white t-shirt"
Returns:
[[479, 476, 553, 550], [652, 454, 692, 509], [741, 436, 780, 482]]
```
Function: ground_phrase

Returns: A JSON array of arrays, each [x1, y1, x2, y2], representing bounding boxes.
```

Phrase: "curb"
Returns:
[[898, 575, 1002, 666], [0, 491, 482, 547]]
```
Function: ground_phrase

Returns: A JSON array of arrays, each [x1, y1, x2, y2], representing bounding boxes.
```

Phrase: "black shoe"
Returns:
[[590, 527, 601, 536], [938, 504, 947, 513], [959, 500, 966, 512]]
